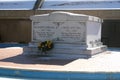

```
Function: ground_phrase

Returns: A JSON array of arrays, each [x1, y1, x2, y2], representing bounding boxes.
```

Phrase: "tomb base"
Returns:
[[23, 43, 107, 58]]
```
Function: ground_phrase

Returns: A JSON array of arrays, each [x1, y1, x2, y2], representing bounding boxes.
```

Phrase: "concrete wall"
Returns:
[[0, 10, 34, 43], [102, 20, 120, 47], [0, 10, 120, 43], [0, 10, 120, 19], [0, 19, 31, 43], [35, 10, 120, 20]]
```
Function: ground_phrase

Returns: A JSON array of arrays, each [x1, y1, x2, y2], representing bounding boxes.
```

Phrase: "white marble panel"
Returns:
[[32, 21, 57, 41], [58, 21, 86, 43]]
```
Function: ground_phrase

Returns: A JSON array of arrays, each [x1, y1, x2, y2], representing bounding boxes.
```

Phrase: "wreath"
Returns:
[[38, 40, 54, 53]]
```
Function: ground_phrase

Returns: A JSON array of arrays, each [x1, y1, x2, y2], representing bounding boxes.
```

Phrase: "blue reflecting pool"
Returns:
[[0, 67, 120, 80], [0, 43, 28, 48]]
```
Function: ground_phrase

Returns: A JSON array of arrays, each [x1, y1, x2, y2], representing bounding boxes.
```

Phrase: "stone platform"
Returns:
[[0, 47, 120, 72], [23, 44, 107, 58]]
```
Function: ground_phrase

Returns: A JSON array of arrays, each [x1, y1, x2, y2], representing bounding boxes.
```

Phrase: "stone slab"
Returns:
[[23, 45, 107, 58]]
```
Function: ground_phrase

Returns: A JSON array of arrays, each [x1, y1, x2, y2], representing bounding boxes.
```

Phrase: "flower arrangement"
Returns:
[[38, 40, 54, 54]]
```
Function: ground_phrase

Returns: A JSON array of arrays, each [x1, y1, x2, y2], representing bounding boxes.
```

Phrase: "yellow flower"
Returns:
[[38, 40, 54, 52]]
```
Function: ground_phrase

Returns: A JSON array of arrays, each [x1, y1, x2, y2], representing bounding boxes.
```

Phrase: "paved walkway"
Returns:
[[0, 47, 120, 72]]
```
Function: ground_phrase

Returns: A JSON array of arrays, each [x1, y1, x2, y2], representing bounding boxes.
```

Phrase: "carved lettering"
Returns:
[[59, 22, 84, 42], [32, 21, 85, 43], [33, 22, 57, 41]]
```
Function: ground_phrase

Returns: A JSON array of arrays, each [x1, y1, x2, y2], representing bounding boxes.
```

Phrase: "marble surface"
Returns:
[[23, 11, 106, 56]]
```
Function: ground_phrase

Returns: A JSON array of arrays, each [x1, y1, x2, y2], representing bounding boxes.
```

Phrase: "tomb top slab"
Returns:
[[30, 11, 102, 22]]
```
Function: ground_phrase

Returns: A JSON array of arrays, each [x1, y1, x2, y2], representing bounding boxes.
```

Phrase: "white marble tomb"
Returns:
[[23, 11, 107, 58]]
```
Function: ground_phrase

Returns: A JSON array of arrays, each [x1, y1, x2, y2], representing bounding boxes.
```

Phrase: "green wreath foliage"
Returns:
[[38, 40, 54, 53]]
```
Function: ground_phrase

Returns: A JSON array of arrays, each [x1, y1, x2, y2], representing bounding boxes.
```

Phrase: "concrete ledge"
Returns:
[[23, 45, 107, 58]]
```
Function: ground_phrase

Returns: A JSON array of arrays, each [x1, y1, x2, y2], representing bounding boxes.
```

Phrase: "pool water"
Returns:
[[1, 67, 120, 80], [0, 77, 22, 80], [0, 43, 28, 48]]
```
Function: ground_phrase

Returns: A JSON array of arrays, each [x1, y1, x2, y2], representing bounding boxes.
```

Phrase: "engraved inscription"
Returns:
[[32, 22, 57, 41], [32, 21, 85, 43], [59, 22, 85, 42]]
